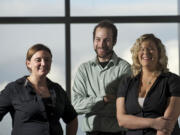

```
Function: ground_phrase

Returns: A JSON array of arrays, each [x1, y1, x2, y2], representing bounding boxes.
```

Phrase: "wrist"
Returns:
[[148, 118, 155, 129], [103, 96, 107, 103]]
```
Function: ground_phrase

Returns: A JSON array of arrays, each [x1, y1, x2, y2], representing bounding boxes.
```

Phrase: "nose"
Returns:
[[143, 48, 150, 54], [41, 59, 46, 66], [99, 40, 106, 48]]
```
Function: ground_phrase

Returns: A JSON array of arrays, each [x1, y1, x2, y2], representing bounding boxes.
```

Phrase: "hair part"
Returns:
[[93, 20, 117, 45], [131, 33, 169, 76]]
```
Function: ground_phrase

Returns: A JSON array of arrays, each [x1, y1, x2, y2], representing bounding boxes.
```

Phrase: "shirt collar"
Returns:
[[16, 76, 54, 89], [90, 51, 119, 66]]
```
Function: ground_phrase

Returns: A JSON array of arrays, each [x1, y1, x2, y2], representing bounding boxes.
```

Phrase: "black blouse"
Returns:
[[0, 76, 77, 135], [117, 72, 180, 135]]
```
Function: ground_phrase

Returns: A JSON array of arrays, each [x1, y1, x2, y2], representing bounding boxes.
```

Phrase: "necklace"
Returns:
[[147, 78, 153, 85], [146, 75, 157, 85], [141, 75, 155, 86]]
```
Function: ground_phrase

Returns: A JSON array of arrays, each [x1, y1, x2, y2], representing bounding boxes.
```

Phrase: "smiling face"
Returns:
[[93, 27, 114, 62], [138, 40, 159, 70], [26, 50, 52, 78]]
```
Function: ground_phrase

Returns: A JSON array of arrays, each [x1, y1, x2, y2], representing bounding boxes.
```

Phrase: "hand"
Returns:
[[103, 95, 116, 103], [152, 117, 174, 133], [157, 130, 171, 135]]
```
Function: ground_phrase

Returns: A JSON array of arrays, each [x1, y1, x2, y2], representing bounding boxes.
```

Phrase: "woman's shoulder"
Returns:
[[0, 76, 27, 95], [162, 72, 180, 80], [6, 76, 27, 88], [47, 78, 67, 94], [162, 72, 180, 96], [160, 72, 180, 90]]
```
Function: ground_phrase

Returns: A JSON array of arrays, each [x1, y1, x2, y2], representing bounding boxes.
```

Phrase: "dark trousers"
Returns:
[[86, 131, 126, 135]]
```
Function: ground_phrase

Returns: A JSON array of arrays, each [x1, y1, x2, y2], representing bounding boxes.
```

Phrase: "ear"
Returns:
[[26, 60, 31, 69], [113, 40, 117, 46]]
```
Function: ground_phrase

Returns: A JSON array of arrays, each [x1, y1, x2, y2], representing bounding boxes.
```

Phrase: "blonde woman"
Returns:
[[116, 34, 180, 135]]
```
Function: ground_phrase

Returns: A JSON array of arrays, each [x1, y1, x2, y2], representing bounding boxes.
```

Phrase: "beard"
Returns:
[[95, 47, 113, 58]]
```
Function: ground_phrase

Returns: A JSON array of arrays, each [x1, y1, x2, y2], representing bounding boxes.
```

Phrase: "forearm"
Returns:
[[155, 97, 180, 135], [72, 72, 105, 114], [159, 97, 180, 134], [117, 113, 154, 129], [163, 97, 180, 123], [66, 117, 78, 135], [116, 98, 165, 130], [72, 94, 104, 114], [157, 131, 171, 135]]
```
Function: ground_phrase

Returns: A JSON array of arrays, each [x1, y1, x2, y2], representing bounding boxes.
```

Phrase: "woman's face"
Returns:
[[138, 40, 159, 70], [26, 50, 52, 77]]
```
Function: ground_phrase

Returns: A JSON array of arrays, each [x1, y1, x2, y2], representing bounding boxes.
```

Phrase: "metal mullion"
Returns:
[[0, 16, 180, 24], [178, 0, 180, 75], [65, 0, 71, 99]]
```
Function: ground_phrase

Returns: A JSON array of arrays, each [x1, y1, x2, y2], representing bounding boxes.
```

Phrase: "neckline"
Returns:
[[136, 74, 160, 107]]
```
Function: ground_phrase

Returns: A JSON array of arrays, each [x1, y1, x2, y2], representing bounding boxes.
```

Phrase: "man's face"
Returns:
[[93, 27, 114, 62]]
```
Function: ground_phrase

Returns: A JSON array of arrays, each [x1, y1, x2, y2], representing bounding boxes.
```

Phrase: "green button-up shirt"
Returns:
[[72, 52, 131, 132]]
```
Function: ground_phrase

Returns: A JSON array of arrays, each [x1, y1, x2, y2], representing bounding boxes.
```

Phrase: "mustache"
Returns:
[[96, 46, 109, 50], [95, 49, 113, 56]]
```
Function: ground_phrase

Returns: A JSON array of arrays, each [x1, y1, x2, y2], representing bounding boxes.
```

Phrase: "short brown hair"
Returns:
[[93, 20, 117, 45], [26, 43, 52, 71]]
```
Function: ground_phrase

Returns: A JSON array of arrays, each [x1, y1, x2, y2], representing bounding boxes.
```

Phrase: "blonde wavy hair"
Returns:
[[131, 34, 169, 77]]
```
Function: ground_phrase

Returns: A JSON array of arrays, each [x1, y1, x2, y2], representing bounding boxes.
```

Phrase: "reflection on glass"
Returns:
[[0, 24, 65, 134], [0, 0, 64, 16], [71, 0, 177, 16]]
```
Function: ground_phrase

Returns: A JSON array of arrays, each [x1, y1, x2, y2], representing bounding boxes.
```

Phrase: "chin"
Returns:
[[142, 65, 154, 69], [97, 53, 108, 58], [39, 72, 48, 77]]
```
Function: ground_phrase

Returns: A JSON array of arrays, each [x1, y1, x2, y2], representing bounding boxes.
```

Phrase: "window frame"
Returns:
[[0, 0, 179, 98]]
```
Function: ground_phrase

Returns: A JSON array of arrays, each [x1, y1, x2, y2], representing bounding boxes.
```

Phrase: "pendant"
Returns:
[[147, 81, 151, 85]]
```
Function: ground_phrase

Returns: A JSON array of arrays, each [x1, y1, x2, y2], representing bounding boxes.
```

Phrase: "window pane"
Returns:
[[71, 0, 177, 16], [71, 23, 179, 134], [0, 24, 65, 134], [0, 0, 64, 16]]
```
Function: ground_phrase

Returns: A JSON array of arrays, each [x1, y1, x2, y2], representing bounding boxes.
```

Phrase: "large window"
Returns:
[[0, 0, 179, 135]]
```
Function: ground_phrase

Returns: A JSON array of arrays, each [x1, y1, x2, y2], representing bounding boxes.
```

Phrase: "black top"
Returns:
[[117, 72, 180, 135], [0, 76, 77, 135]]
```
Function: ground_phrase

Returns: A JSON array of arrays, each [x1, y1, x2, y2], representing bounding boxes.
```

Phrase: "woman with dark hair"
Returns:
[[0, 44, 78, 135], [116, 34, 180, 135]]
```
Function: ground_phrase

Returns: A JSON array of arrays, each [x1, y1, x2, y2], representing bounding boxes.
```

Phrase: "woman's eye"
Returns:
[[35, 58, 41, 62], [95, 39, 100, 42]]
